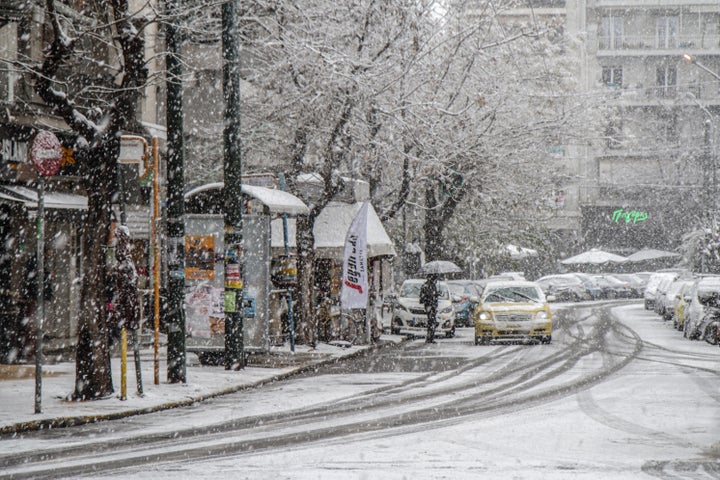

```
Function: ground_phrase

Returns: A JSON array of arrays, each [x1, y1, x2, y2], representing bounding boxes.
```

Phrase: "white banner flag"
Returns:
[[341, 201, 370, 309]]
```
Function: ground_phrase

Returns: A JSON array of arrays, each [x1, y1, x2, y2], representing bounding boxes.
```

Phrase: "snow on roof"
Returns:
[[560, 248, 627, 265], [625, 248, 680, 262], [0, 185, 88, 210], [184, 182, 308, 215], [271, 201, 396, 259]]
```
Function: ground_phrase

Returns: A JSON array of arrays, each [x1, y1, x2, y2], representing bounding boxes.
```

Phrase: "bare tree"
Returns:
[[25, 0, 150, 399]]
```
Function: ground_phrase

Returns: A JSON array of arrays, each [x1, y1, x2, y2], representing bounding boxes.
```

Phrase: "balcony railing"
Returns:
[[599, 34, 720, 51]]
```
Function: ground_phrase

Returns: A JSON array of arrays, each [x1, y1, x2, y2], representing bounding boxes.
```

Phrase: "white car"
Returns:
[[390, 279, 456, 338], [644, 272, 679, 310], [684, 276, 720, 340]]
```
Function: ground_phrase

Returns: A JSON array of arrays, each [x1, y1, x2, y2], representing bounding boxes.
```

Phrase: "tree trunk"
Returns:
[[295, 214, 316, 346], [73, 148, 115, 400], [424, 181, 467, 262]]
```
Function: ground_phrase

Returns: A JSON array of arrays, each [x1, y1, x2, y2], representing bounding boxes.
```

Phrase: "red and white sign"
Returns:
[[341, 201, 369, 309], [29, 130, 62, 177]]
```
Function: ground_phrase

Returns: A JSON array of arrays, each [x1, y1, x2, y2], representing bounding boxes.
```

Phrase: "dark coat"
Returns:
[[112, 227, 140, 330], [420, 276, 439, 311]]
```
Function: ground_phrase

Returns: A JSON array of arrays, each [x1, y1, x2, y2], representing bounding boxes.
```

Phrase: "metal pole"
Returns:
[[34, 177, 44, 414], [152, 137, 161, 385], [223, 0, 245, 369], [165, 0, 186, 383], [278, 174, 295, 352], [132, 328, 143, 395], [120, 327, 127, 401]]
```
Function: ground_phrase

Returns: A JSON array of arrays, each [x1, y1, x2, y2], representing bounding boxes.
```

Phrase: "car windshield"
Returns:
[[483, 286, 541, 303]]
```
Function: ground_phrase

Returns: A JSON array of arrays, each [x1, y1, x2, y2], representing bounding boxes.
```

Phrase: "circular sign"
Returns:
[[29, 130, 62, 177]]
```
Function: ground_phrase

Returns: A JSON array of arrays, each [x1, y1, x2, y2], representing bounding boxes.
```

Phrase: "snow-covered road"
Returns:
[[1, 302, 719, 479]]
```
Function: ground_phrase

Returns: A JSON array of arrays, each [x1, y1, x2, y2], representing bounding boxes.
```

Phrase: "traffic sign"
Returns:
[[29, 130, 62, 177]]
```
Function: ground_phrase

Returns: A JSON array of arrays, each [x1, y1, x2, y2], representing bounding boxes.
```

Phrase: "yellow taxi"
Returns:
[[474, 280, 553, 345]]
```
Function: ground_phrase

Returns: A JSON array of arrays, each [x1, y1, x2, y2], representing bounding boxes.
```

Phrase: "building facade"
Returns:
[[465, 0, 720, 253], [0, 1, 163, 361], [569, 0, 720, 252]]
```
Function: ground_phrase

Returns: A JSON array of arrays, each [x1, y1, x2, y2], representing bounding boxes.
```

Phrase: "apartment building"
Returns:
[[568, 0, 720, 252], [465, 1, 720, 252]]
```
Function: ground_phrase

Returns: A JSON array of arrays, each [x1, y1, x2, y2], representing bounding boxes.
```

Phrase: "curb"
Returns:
[[0, 340, 395, 436]]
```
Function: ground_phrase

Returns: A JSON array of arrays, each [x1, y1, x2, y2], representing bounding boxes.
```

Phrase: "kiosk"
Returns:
[[184, 182, 307, 364]]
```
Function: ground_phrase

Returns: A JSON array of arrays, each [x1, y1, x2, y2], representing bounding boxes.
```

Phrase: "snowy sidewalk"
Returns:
[[0, 340, 389, 435]]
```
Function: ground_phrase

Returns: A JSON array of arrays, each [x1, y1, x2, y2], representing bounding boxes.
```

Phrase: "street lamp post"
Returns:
[[683, 54, 720, 82], [683, 62, 718, 270], [686, 93, 716, 225]]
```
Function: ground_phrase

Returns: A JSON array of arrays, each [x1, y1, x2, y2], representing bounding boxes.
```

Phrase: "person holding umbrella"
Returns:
[[420, 273, 439, 343]]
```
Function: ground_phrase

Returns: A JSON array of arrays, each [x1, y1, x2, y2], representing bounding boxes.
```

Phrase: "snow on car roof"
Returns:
[[482, 280, 541, 289]]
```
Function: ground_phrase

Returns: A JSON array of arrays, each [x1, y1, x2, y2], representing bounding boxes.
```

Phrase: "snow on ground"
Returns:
[[2, 303, 719, 479]]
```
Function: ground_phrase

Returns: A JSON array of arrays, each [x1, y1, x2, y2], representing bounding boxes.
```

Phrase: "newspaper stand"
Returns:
[[183, 182, 307, 364]]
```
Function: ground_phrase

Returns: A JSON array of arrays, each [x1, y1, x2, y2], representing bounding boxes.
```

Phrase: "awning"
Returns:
[[271, 201, 396, 260], [0, 185, 87, 210], [184, 182, 309, 215]]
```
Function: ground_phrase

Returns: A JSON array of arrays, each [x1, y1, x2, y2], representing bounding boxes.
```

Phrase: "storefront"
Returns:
[[270, 200, 397, 341], [0, 184, 86, 362]]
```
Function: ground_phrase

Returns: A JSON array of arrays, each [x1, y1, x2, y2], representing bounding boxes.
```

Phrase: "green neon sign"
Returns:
[[612, 209, 649, 224]]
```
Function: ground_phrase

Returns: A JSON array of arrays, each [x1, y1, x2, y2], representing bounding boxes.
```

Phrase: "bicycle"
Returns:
[[338, 309, 366, 345]]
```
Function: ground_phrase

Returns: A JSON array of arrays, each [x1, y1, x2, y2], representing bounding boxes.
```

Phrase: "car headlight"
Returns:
[[478, 311, 491, 321], [440, 305, 453, 314], [535, 311, 549, 320]]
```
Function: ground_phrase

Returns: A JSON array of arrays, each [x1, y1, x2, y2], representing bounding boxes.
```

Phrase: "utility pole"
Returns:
[[222, 0, 245, 369], [165, 0, 186, 383]]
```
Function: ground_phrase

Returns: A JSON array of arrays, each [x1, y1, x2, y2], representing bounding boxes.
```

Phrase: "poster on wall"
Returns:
[[185, 234, 216, 280]]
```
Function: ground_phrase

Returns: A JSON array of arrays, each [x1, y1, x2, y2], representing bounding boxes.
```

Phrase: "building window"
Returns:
[[605, 120, 623, 149], [659, 112, 678, 143], [655, 64, 677, 97], [656, 16, 678, 49], [600, 16, 623, 49], [602, 66, 623, 87], [0, 22, 17, 102]]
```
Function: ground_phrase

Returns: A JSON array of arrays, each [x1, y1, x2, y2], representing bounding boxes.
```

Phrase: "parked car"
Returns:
[[498, 271, 526, 281], [671, 280, 696, 330], [701, 311, 719, 345], [612, 274, 646, 298], [391, 279, 456, 338], [653, 275, 681, 317], [658, 279, 695, 322], [591, 274, 633, 299], [474, 280, 553, 345], [684, 276, 720, 340], [643, 272, 680, 310], [568, 272, 604, 300], [535, 274, 587, 302], [447, 280, 481, 327]]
